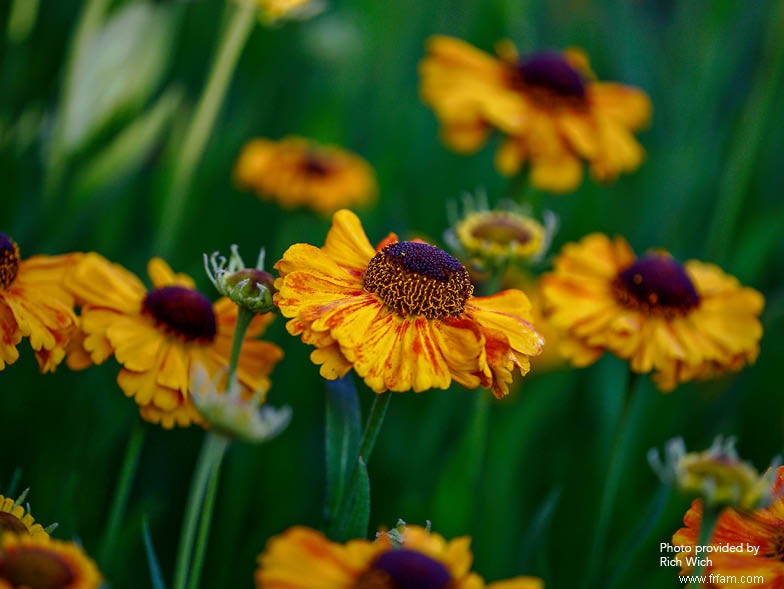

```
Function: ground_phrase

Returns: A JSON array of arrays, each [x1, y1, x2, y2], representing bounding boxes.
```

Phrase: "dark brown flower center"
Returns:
[[0, 232, 20, 290], [363, 242, 473, 320], [354, 549, 453, 589], [142, 286, 217, 342], [302, 152, 332, 177], [0, 512, 30, 534], [0, 547, 75, 589], [613, 255, 700, 316], [517, 52, 586, 102]]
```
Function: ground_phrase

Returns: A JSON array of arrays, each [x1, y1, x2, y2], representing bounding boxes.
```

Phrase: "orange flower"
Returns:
[[419, 36, 651, 193], [0, 232, 80, 372], [255, 525, 542, 589], [274, 209, 543, 396], [67, 254, 283, 428], [672, 466, 784, 587]]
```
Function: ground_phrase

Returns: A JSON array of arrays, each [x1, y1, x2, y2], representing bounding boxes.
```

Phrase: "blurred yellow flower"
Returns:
[[235, 136, 377, 216], [274, 209, 543, 396], [0, 232, 80, 373], [419, 36, 651, 193], [0, 492, 48, 538], [66, 254, 283, 428], [255, 0, 322, 24], [540, 233, 764, 391], [0, 533, 102, 589], [672, 466, 784, 585], [254, 524, 543, 589]]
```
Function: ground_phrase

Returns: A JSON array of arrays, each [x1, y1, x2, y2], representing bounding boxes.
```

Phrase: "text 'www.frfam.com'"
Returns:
[[677, 574, 765, 585]]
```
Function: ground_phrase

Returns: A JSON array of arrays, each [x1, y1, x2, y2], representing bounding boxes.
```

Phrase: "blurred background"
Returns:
[[1, 0, 783, 587]]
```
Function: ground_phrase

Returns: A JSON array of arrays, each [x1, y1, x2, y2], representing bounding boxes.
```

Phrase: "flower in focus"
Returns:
[[419, 36, 651, 193], [66, 254, 283, 428], [190, 363, 291, 443], [254, 524, 543, 589], [540, 233, 764, 391], [235, 136, 377, 216], [649, 437, 776, 510], [255, 0, 323, 25], [672, 466, 784, 586], [274, 209, 543, 397], [445, 193, 557, 271], [0, 232, 80, 372], [0, 533, 102, 589], [0, 490, 51, 538]]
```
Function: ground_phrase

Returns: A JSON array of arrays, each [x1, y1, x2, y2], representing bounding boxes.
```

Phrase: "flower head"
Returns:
[[445, 193, 557, 270], [0, 533, 102, 589], [419, 36, 651, 193], [650, 437, 777, 510], [0, 232, 80, 372], [205, 246, 276, 315], [672, 466, 784, 586], [254, 524, 542, 589], [235, 136, 377, 216], [0, 490, 53, 538], [255, 0, 323, 25], [66, 254, 284, 428], [274, 209, 543, 396], [540, 233, 764, 391], [190, 363, 291, 443]]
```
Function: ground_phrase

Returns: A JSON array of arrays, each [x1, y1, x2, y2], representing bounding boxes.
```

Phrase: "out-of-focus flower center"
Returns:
[[363, 241, 473, 320], [302, 152, 332, 177], [517, 52, 586, 102], [354, 549, 453, 589], [142, 286, 217, 342], [0, 232, 20, 290], [0, 547, 75, 588], [614, 255, 700, 316], [0, 512, 29, 534]]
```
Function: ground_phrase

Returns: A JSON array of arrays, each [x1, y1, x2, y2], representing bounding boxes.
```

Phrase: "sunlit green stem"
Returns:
[[332, 393, 391, 538], [583, 371, 643, 588], [227, 306, 254, 393], [154, 0, 256, 257], [99, 421, 147, 568], [172, 432, 229, 589], [704, 0, 784, 264], [186, 442, 227, 589]]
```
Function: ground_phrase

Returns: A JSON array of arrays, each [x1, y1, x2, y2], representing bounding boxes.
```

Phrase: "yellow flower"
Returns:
[[274, 209, 543, 397], [0, 492, 48, 538], [255, 0, 322, 24], [66, 254, 284, 428], [540, 233, 764, 391], [0, 232, 80, 372], [254, 525, 543, 589], [0, 533, 102, 589], [419, 36, 651, 193], [235, 136, 377, 216], [672, 466, 784, 585]]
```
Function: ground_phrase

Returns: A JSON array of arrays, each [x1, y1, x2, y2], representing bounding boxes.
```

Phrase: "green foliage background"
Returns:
[[1, 0, 783, 587]]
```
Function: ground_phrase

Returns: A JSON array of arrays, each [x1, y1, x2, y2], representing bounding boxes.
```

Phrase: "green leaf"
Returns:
[[71, 88, 182, 199], [342, 457, 370, 540], [142, 517, 167, 589], [324, 376, 362, 530], [60, 1, 175, 153]]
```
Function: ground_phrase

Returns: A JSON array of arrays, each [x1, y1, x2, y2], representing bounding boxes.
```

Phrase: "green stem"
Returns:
[[704, 0, 784, 264], [154, 0, 257, 257], [331, 393, 391, 538], [98, 422, 147, 567], [693, 505, 719, 589], [186, 443, 227, 589], [227, 306, 254, 392], [172, 432, 229, 589], [583, 371, 644, 588]]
